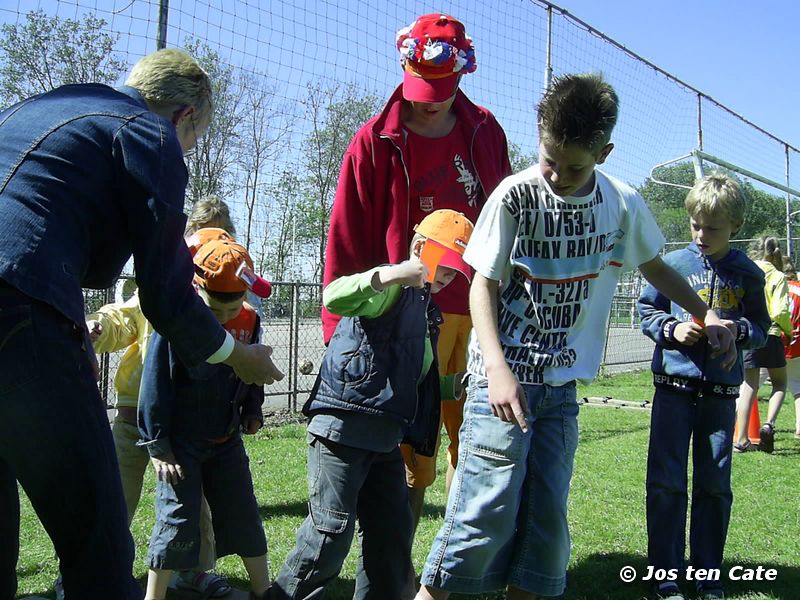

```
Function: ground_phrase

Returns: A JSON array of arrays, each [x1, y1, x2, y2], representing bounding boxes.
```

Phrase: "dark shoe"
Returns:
[[759, 423, 775, 453], [733, 440, 756, 453], [654, 582, 684, 599], [699, 586, 725, 599]]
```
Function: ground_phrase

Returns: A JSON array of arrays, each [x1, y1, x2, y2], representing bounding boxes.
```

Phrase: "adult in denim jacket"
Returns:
[[0, 49, 280, 600]]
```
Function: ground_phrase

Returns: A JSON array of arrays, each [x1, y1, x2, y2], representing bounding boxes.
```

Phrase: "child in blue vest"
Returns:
[[638, 173, 770, 599], [138, 238, 270, 600], [269, 209, 473, 600]]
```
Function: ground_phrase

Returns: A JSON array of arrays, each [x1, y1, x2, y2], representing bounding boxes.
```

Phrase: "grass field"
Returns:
[[15, 370, 800, 599]]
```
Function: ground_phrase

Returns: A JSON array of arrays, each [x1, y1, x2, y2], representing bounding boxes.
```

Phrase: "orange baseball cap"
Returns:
[[185, 227, 234, 257], [414, 209, 474, 282], [192, 238, 253, 293]]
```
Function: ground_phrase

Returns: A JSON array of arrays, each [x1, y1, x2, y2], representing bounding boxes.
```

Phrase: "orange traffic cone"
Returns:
[[734, 398, 762, 445]]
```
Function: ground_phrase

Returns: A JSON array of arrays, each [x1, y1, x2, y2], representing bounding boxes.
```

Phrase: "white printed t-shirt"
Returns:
[[464, 164, 665, 386]]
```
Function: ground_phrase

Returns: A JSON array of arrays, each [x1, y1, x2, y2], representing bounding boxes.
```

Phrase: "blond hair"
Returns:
[[185, 195, 236, 236], [749, 235, 785, 270], [126, 48, 212, 130], [684, 173, 746, 232], [537, 73, 618, 153]]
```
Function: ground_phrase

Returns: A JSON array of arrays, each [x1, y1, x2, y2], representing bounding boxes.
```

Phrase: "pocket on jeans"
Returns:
[[0, 305, 39, 395], [309, 503, 349, 534]]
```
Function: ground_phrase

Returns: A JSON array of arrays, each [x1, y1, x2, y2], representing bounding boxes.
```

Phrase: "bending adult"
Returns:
[[0, 48, 282, 599], [322, 13, 512, 536]]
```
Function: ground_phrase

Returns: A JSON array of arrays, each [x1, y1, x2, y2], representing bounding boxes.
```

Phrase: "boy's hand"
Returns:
[[487, 365, 529, 433], [86, 319, 103, 342], [720, 319, 738, 337], [453, 371, 466, 401], [374, 260, 427, 290], [151, 453, 184, 484], [674, 321, 704, 346], [703, 311, 737, 370], [242, 418, 262, 434]]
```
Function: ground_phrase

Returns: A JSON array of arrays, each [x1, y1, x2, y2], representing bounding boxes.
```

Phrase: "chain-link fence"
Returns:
[[6, 0, 796, 398]]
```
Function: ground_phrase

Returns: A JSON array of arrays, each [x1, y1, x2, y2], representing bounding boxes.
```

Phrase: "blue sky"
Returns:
[[1, 0, 796, 193], [550, 0, 800, 148]]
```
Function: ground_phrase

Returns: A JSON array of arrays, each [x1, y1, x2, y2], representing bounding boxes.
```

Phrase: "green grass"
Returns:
[[15, 372, 800, 599]]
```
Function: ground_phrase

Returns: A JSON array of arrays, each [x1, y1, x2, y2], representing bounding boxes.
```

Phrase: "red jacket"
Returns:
[[322, 85, 512, 343]]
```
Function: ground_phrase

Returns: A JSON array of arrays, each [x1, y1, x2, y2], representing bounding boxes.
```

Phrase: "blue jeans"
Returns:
[[270, 434, 413, 600], [0, 286, 140, 600], [646, 387, 735, 587], [420, 381, 579, 597], [148, 436, 267, 570]]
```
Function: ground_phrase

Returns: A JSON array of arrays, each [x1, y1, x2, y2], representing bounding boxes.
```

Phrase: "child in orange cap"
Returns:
[[270, 209, 473, 599], [138, 238, 270, 600]]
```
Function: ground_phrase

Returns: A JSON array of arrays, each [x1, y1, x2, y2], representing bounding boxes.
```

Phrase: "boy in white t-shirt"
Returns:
[[416, 73, 736, 600]]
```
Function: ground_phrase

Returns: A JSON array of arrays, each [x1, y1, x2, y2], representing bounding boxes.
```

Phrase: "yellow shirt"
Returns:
[[87, 293, 153, 409], [756, 260, 792, 338]]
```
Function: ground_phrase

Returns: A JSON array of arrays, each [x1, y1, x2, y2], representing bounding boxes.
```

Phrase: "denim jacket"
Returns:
[[638, 243, 770, 395], [0, 83, 225, 366]]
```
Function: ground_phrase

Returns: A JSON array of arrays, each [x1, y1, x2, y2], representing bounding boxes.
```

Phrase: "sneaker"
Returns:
[[699, 586, 725, 599], [759, 423, 775, 453], [654, 582, 684, 599], [172, 570, 232, 598]]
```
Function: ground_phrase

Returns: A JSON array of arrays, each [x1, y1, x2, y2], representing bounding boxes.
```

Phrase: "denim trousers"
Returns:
[[646, 387, 735, 586], [0, 286, 140, 600], [421, 380, 579, 597], [270, 434, 413, 600], [148, 436, 266, 570]]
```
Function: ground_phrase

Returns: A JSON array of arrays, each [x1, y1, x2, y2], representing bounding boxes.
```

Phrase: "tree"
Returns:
[[508, 142, 537, 174], [637, 161, 787, 245], [294, 82, 382, 281], [182, 38, 246, 205], [0, 9, 126, 106], [638, 161, 696, 243], [239, 78, 290, 251]]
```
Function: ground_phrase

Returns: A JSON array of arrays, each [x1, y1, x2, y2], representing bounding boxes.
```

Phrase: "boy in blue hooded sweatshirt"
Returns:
[[638, 173, 770, 600]]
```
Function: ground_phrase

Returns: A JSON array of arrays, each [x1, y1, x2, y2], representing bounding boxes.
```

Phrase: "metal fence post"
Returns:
[[291, 283, 301, 411], [99, 286, 113, 406], [156, 0, 169, 50]]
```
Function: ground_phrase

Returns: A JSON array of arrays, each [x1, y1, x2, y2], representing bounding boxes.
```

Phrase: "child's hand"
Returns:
[[704, 311, 737, 370], [242, 418, 262, 435], [86, 319, 103, 342], [488, 365, 529, 433], [720, 319, 738, 338], [674, 321, 704, 346], [453, 371, 466, 401], [151, 453, 184, 484], [375, 260, 427, 290]]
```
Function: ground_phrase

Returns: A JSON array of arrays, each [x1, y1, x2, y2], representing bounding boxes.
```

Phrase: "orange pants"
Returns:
[[401, 313, 471, 489]]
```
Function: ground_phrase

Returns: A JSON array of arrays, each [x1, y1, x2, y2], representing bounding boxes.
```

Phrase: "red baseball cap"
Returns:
[[396, 14, 476, 104]]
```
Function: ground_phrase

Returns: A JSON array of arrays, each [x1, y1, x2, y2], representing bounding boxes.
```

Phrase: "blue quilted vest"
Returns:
[[304, 285, 443, 456]]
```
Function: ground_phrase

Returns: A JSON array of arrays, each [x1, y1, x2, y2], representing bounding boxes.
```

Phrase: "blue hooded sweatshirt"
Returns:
[[638, 242, 770, 396]]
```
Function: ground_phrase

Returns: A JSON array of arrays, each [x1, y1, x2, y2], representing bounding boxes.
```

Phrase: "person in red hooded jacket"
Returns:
[[322, 13, 512, 546]]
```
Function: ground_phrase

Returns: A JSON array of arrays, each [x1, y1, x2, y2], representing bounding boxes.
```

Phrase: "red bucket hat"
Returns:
[[396, 14, 476, 104]]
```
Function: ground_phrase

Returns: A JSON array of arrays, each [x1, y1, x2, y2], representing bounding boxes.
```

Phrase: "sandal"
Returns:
[[733, 440, 756, 453], [175, 571, 232, 599]]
